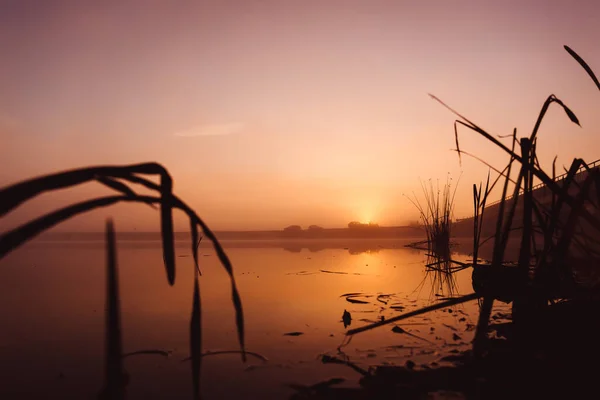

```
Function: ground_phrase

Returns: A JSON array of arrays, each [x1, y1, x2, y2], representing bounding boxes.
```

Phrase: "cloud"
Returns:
[[174, 122, 244, 137]]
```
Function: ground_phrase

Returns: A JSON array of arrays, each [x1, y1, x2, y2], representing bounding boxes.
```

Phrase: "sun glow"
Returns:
[[357, 210, 374, 225], [357, 210, 380, 227]]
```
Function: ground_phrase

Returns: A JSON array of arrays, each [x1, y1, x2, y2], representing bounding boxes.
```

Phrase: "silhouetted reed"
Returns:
[[406, 176, 458, 259], [348, 44, 600, 353], [430, 45, 600, 354], [302, 44, 600, 400], [0, 163, 247, 399]]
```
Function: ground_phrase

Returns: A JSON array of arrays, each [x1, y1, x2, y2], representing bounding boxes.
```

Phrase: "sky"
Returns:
[[1, 0, 600, 231]]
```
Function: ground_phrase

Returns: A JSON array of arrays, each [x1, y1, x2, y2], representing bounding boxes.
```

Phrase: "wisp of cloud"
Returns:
[[174, 122, 244, 137]]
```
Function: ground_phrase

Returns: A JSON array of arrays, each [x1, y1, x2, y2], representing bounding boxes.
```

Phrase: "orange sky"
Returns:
[[2, 0, 600, 231]]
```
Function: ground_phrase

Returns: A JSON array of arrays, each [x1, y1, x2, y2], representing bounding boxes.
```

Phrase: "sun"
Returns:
[[359, 211, 373, 224], [350, 196, 383, 226]]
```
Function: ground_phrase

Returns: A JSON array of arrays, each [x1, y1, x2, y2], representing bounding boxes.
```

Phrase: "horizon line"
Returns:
[[43, 224, 424, 234]]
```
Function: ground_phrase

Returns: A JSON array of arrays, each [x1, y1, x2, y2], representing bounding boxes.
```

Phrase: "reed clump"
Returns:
[[406, 176, 459, 259]]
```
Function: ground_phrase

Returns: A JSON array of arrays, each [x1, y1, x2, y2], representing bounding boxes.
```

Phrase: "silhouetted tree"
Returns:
[[348, 221, 379, 229]]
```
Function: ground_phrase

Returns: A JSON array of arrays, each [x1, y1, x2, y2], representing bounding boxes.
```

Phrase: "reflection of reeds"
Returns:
[[0, 163, 246, 399], [416, 254, 461, 299]]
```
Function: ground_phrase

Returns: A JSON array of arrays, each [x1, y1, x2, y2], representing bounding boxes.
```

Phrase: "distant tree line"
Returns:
[[283, 224, 325, 232], [347, 221, 379, 229], [283, 222, 380, 232]]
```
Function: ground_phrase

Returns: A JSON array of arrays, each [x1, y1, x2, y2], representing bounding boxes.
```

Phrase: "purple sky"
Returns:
[[2, 0, 600, 231]]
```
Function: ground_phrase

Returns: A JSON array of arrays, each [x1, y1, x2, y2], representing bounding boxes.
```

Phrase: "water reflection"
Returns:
[[416, 254, 460, 299], [29, 236, 413, 254], [284, 245, 382, 255], [0, 237, 505, 399]]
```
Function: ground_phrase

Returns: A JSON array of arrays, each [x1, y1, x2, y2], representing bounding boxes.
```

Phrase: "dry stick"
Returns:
[[346, 293, 479, 336]]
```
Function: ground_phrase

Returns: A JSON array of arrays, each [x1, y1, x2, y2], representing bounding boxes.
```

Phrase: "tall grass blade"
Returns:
[[160, 173, 176, 285], [433, 96, 600, 231], [187, 219, 247, 362], [96, 177, 137, 197], [0, 164, 248, 395], [565, 45, 600, 91], [191, 222, 202, 275], [0, 179, 247, 363], [453, 121, 462, 166], [190, 272, 202, 400], [96, 176, 157, 209], [554, 98, 581, 126], [100, 219, 125, 400], [529, 95, 580, 141], [0, 163, 166, 217], [1, 196, 124, 258]]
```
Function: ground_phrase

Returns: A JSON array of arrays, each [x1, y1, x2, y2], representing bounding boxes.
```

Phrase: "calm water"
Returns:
[[0, 238, 508, 399]]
